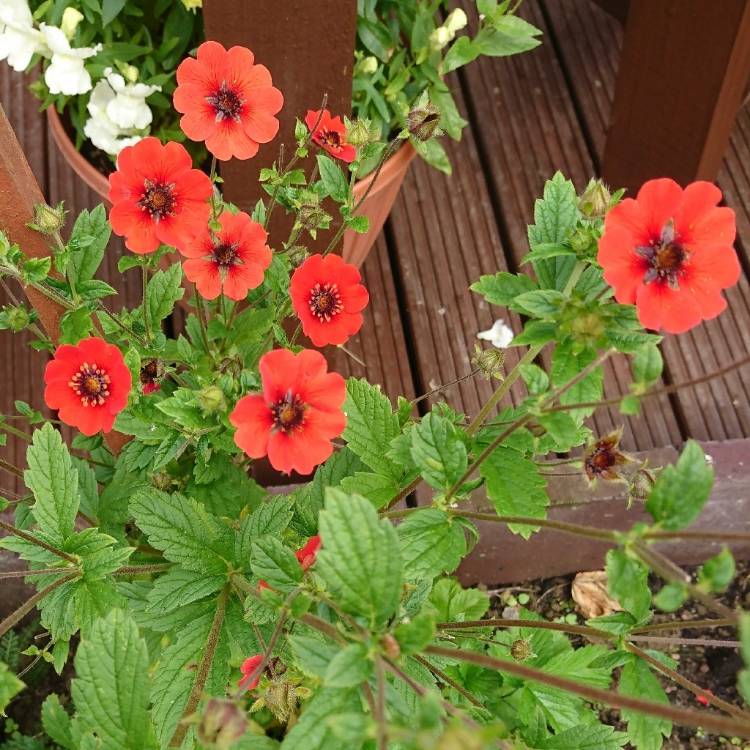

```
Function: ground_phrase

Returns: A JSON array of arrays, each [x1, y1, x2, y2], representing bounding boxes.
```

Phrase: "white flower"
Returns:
[[41, 23, 100, 95], [83, 79, 141, 156], [60, 7, 84, 40], [445, 9, 468, 34], [429, 26, 454, 51], [0, 0, 45, 72], [477, 319, 514, 349], [103, 68, 160, 130]]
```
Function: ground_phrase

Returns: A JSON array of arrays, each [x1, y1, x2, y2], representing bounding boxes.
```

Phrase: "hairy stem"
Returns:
[[410, 368, 482, 406], [113, 563, 172, 576], [374, 656, 388, 750], [413, 653, 485, 708], [169, 585, 229, 747], [0, 519, 78, 563]]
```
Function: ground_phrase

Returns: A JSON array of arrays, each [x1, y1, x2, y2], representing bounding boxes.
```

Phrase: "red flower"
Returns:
[[598, 179, 740, 334], [180, 210, 272, 300], [295, 535, 321, 571], [305, 109, 356, 163], [290, 254, 369, 347], [257, 580, 270, 591], [174, 41, 283, 161], [696, 690, 713, 706], [238, 655, 263, 692], [229, 348, 346, 476], [108, 137, 212, 255], [44, 337, 132, 436]]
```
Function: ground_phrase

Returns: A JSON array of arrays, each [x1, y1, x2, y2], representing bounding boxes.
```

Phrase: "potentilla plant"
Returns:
[[2, 39, 750, 750]]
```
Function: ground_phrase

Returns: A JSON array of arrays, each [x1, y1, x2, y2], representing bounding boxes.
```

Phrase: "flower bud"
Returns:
[[471, 344, 505, 381], [445, 8, 468, 34], [139, 359, 163, 395], [198, 385, 226, 415], [570, 311, 604, 345], [578, 179, 612, 218], [196, 698, 247, 750], [570, 227, 594, 257], [510, 638, 533, 661], [346, 118, 374, 148], [407, 102, 441, 142], [287, 245, 309, 268], [629, 465, 656, 503], [429, 26, 454, 51], [61, 7, 84, 39], [359, 56, 378, 75], [28, 201, 66, 236], [5, 306, 31, 332], [583, 429, 631, 483], [298, 204, 330, 232], [122, 64, 139, 83], [382, 633, 401, 661]]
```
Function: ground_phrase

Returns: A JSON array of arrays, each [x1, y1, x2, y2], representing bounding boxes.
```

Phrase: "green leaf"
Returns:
[[410, 413, 467, 490], [739, 613, 750, 703], [236, 496, 293, 563], [68, 205, 110, 283], [480, 446, 548, 538], [653, 583, 687, 612], [342, 379, 402, 479], [397, 509, 466, 578], [540, 724, 627, 749], [515, 289, 566, 318], [475, 15, 543, 57], [338, 472, 400, 509], [146, 567, 225, 612], [606, 549, 651, 622], [632, 344, 663, 385], [25, 423, 79, 544], [619, 656, 671, 750], [325, 643, 372, 688], [0, 661, 23, 714], [41, 694, 74, 749], [316, 154, 349, 203], [394, 612, 436, 654], [59, 307, 94, 344], [521, 242, 576, 265], [444, 36, 480, 74], [146, 264, 184, 328], [250, 536, 303, 593], [290, 633, 340, 679], [130, 488, 232, 574], [426, 578, 489, 622], [646, 440, 713, 531], [698, 547, 735, 593], [528, 172, 579, 290], [102, 0, 127, 25], [281, 688, 361, 750], [471, 271, 537, 309], [72, 610, 151, 750], [317, 489, 402, 626]]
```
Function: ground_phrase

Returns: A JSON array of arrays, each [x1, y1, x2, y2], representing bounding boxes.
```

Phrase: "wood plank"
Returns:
[[450, 0, 682, 451], [545, 0, 750, 442], [458, 438, 750, 585], [601, 0, 750, 193]]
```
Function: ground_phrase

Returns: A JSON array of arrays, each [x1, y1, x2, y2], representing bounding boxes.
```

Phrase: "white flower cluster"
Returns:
[[429, 8, 468, 52], [0, 2, 160, 155]]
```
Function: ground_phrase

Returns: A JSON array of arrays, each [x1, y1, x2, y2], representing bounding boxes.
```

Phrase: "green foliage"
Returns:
[[619, 656, 671, 750], [397, 509, 467, 579], [606, 549, 651, 623], [0, 662, 23, 715], [410, 413, 467, 490]]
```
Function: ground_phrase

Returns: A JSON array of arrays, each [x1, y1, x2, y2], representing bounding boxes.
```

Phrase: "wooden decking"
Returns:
[[2, 0, 750, 500]]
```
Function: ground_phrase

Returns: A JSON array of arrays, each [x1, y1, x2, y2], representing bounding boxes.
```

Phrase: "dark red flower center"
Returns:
[[139, 179, 177, 221], [271, 390, 306, 433], [636, 220, 687, 289], [212, 241, 239, 268], [206, 82, 244, 123], [68, 363, 111, 407], [318, 129, 343, 150], [308, 282, 343, 322], [584, 436, 625, 481]]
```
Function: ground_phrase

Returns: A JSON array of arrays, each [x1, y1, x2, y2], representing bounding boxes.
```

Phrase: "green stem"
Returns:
[[437, 617, 612, 641], [169, 585, 229, 748], [413, 653, 485, 708], [194, 291, 211, 353], [410, 368, 481, 407], [142, 266, 152, 342], [425, 645, 750, 739], [0, 458, 24, 478], [0, 566, 77, 579], [632, 618, 735, 635], [0, 422, 32, 443], [113, 563, 172, 576], [374, 656, 388, 750]]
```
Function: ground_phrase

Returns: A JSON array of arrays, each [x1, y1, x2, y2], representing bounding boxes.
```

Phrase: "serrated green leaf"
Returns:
[[146, 264, 184, 328], [646, 440, 713, 531], [316, 154, 349, 203], [394, 612, 436, 655], [619, 656, 671, 750], [250, 536, 303, 593], [0, 661, 23, 714], [425, 578, 489, 622], [281, 688, 361, 750], [540, 724, 627, 749], [317, 489, 402, 626], [397, 509, 466, 578], [338, 471, 400, 509], [25, 423, 79, 544], [41, 694, 74, 749], [290, 633, 340, 679], [698, 547, 735, 593], [325, 643, 372, 688], [480, 446, 548, 538], [147, 567, 225, 612], [130, 488, 232, 574], [632, 344, 663, 385], [470, 271, 537, 309], [71, 610, 151, 750], [606, 549, 651, 622], [410, 413, 467, 490], [514, 289, 566, 318], [68, 205, 110, 284], [342, 379, 402, 478]]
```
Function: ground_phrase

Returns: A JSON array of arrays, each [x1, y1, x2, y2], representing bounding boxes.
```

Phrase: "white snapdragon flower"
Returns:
[[60, 7, 84, 39], [103, 68, 160, 130], [429, 25, 453, 51], [445, 9, 468, 34], [41, 23, 100, 95], [477, 319, 514, 349], [0, 0, 45, 72], [83, 79, 141, 156]]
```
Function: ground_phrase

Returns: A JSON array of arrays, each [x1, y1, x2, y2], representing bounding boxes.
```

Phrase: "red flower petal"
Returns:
[[238, 654, 263, 692]]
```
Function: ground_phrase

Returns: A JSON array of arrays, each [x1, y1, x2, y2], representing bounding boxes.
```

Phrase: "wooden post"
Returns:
[[0, 102, 64, 342], [203, 0, 357, 220], [602, 0, 750, 193]]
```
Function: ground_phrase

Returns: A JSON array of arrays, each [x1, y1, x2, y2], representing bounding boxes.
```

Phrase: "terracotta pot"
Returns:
[[48, 107, 416, 268], [342, 141, 416, 267], [47, 107, 111, 200]]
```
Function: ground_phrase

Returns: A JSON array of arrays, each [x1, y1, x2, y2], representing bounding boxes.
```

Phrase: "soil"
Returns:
[[486, 559, 750, 749]]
